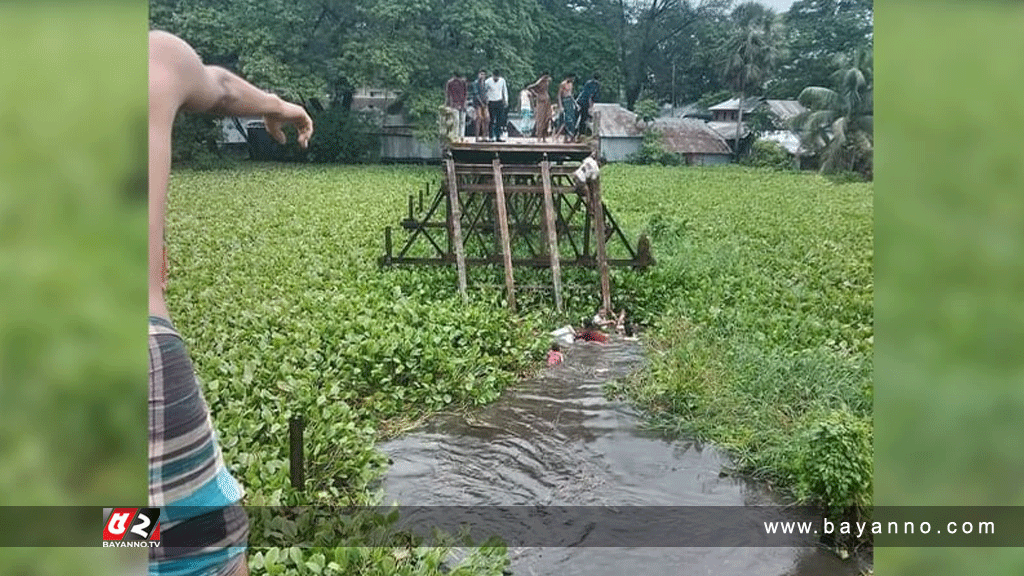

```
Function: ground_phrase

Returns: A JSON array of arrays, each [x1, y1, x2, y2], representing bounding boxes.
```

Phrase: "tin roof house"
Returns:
[[592, 103, 731, 165]]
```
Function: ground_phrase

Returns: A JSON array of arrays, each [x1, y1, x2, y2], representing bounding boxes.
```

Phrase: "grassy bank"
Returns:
[[600, 164, 873, 514]]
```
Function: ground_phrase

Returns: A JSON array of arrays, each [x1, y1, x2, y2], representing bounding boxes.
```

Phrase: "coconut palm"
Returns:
[[721, 2, 784, 160], [791, 48, 873, 178]]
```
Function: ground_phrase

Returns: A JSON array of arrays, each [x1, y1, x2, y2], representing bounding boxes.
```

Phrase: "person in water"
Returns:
[[547, 342, 564, 366], [592, 306, 617, 330], [575, 319, 608, 343]]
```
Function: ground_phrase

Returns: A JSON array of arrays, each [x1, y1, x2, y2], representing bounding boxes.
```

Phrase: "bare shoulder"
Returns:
[[148, 30, 217, 113], [149, 30, 200, 69]]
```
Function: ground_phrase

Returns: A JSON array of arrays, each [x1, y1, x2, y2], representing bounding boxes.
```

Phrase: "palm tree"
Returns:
[[721, 2, 784, 160], [790, 49, 873, 178]]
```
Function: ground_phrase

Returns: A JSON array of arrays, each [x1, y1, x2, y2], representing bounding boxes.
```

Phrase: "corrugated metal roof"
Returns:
[[707, 120, 750, 141], [707, 96, 762, 112], [593, 103, 732, 154], [673, 102, 713, 119], [764, 100, 806, 122], [653, 117, 732, 155], [759, 130, 803, 155], [592, 103, 645, 137]]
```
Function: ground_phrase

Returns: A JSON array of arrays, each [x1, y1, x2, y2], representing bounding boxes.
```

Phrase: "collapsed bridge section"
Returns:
[[380, 141, 652, 312]]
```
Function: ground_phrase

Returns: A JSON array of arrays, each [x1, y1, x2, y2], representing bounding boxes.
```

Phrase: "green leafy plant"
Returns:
[[164, 162, 872, 570], [626, 129, 680, 166], [742, 139, 793, 171], [794, 410, 873, 512], [598, 163, 872, 518]]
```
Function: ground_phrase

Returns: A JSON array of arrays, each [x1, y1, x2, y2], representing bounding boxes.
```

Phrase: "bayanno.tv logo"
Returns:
[[102, 508, 161, 548]]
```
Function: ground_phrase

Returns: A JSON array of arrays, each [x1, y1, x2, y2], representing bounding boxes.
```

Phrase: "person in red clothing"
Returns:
[[444, 71, 468, 141], [574, 319, 609, 343], [547, 342, 565, 366]]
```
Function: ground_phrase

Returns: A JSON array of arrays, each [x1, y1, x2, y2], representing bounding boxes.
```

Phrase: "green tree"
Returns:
[[720, 2, 784, 159], [657, 5, 732, 106], [771, 0, 873, 99], [790, 48, 873, 178], [532, 0, 622, 101], [635, 98, 660, 125], [619, 0, 731, 110]]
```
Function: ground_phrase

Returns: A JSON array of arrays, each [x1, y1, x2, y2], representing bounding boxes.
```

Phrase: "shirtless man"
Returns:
[[149, 30, 312, 576], [557, 73, 577, 142]]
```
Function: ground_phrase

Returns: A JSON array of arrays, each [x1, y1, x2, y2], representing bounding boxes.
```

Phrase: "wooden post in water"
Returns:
[[491, 158, 516, 312], [540, 159, 564, 313], [445, 158, 469, 304], [289, 415, 304, 490], [591, 176, 612, 312]]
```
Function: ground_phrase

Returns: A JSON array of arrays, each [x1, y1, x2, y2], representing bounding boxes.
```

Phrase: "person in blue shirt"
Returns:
[[576, 73, 601, 137]]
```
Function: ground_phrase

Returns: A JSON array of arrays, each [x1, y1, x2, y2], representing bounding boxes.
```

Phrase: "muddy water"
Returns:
[[378, 338, 859, 576]]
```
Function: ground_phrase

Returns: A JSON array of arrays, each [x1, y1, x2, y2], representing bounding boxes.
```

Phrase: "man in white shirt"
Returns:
[[484, 69, 508, 142]]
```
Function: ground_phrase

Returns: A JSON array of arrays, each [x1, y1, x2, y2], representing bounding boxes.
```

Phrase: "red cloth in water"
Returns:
[[576, 330, 608, 343]]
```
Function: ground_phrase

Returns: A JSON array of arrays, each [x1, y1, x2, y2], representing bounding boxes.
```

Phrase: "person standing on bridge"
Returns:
[[526, 71, 552, 142], [470, 69, 490, 142], [518, 82, 534, 137], [444, 71, 468, 141], [576, 72, 601, 138], [558, 72, 577, 142], [485, 69, 509, 142]]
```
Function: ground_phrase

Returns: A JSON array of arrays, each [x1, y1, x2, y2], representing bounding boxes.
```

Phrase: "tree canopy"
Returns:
[[151, 0, 872, 113]]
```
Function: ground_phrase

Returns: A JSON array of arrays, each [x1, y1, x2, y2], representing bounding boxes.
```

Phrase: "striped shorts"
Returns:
[[149, 316, 248, 576]]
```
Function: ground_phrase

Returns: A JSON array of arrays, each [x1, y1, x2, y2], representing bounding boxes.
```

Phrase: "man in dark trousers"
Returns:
[[470, 69, 490, 141], [485, 69, 509, 142]]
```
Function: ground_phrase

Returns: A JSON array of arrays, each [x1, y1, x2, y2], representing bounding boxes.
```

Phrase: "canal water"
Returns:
[[378, 337, 861, 575]]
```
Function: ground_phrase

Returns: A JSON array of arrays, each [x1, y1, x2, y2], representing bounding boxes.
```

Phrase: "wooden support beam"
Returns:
[[453, 163, 580, 175], [492, 158, 516, 312], [590, 176, 612, 312], [540, 159, 564, 313], [386, 256, 641, 267], [445, 159, 468, 304], [289, 416, 304, 490], [458, 184, 578, 194]]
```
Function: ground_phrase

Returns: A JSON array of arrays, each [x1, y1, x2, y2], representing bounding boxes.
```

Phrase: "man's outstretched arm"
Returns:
[[148, 30, 313, 319], [149, 30, 312, 146]]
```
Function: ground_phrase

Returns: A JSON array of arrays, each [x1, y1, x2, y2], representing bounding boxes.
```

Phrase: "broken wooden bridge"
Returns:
[[380, 140, 653, 312]]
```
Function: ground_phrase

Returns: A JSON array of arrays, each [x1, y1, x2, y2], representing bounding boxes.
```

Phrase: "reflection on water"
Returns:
[[378, 338, 860, 575]]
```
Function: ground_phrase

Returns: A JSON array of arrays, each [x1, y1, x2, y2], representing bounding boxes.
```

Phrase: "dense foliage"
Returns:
[[166, 164, 873, 571], [149, 0, 872, 114], [601, 164, 873, 520], [165, 166, 547, 574], [742, 139, 794, 170], [791, 48, 873, 179]]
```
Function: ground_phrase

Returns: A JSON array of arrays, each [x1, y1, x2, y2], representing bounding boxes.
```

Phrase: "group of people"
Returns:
[[546, 306, 636, 366], [445, 69, 602, 143]]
